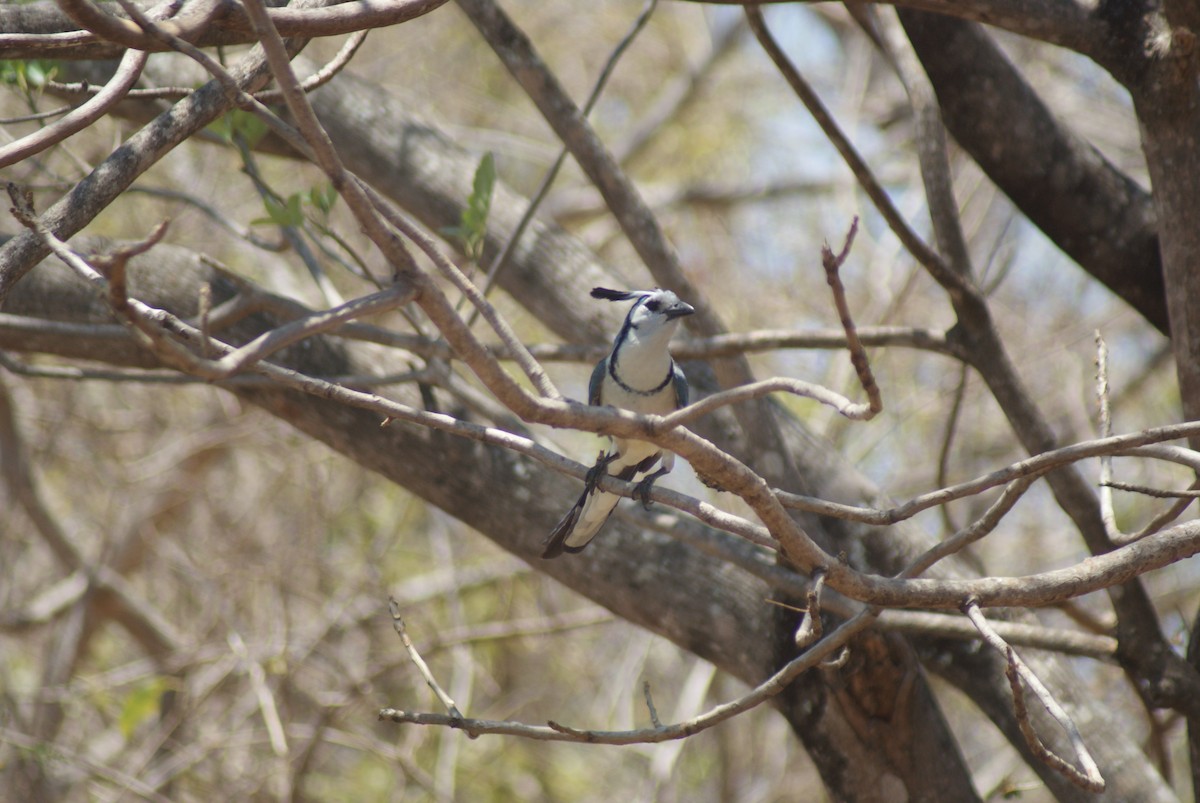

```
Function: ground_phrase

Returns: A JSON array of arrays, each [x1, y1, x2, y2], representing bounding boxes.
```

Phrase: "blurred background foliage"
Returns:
[[1, 1, 1193, 800]]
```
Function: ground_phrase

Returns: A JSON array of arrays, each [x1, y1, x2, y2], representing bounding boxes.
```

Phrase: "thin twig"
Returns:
[[1095, 331, 1123, 540], [227, 630, 289, 758], [0, 105, 78, 125], [820, 217, 882, 415], [963, 601, 1105, 792], [936, 364, 969, 534], [468, 0, 659, 322], [1103, 481, 1200, 499], [255, 29, 370, 104], [208, 285, 417, 378], [774, 425, 1200, 526], [382, 610, 876, 744], [43, 0, 445, 51], [0, 47, 147, 169], [744, 6, 966, 296], [643, 681, 662, 728], [662, 375, 877, 429], [612, 16, 744, 165], [794, 570, 826, 648], [12, 192, 1200, 614], [903, 476, 1037, 578], [44, 29, 369, 106], [388, 598, 464, 721]]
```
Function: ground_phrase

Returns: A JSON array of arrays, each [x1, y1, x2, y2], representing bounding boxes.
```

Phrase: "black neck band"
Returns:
[[609, 355, 674, 397]]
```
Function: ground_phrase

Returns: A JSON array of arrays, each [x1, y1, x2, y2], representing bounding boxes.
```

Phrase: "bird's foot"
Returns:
[[632, 468, 668, 510], [585, 450, 618, 487]]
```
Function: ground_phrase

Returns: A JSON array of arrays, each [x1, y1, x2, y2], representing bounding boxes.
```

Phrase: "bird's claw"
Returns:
[[633, 476, 657, 510], [585, 451, 617, 487]]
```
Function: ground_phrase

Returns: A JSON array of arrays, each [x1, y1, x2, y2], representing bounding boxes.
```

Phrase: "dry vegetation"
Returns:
[[2, 1, 1199, 801]]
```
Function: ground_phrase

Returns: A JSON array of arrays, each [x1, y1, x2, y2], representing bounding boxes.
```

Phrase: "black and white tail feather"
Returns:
[[542, 287, 694, 559]]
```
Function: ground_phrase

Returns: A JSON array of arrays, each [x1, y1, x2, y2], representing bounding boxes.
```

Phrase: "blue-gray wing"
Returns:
[[672, 362, 688, 409], [588, 357, 608, 406]]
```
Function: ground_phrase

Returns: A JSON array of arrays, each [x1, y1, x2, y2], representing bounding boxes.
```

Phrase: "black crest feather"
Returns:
[[591, 287, 638, 302]]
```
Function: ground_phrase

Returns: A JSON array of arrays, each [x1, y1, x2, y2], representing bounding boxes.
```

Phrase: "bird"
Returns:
[[541, 286, 694, 559]]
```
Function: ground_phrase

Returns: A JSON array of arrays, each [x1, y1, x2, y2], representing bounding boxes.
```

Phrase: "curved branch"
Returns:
[[57, 0, 223, 50], [382, 609, 874, 744], [0, 24, 308, 306], [0, 47, 147, 169], [0, 0, 449, 59]]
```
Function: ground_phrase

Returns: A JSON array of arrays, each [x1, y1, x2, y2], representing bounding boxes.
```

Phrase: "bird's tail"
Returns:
[[541, 454, 659, 559], [540, 485, 620, 559]]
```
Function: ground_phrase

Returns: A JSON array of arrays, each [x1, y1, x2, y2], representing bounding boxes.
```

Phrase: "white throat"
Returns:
[[612, 320, 678, 392]]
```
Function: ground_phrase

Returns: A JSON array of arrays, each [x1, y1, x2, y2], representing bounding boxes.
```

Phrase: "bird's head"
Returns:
[[592, 287, 695, 337]]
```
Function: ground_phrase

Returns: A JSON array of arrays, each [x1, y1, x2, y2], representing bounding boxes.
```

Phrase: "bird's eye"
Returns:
[[644, 299, 661, 312]]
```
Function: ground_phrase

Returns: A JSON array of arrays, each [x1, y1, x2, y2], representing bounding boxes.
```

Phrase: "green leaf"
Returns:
[[470, 152, 496, 219], [442, 152, 496, 261], [208, 109, 269, 148], [309, 183, 338, 215], [256, 193, 305, 228], [0, 59, 58, 94], [232, 110, 269, 149], [286, 193, 303, 224]]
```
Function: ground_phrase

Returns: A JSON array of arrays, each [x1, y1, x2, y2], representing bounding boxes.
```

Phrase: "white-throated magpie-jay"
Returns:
[[541, 287, 694, 559]]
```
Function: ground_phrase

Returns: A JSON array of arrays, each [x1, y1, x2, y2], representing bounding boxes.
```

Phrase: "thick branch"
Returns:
[[901, 12, 1166, 333]]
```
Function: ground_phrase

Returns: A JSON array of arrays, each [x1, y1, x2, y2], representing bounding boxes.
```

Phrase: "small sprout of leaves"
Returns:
[[0, 59, 59, 95], [441, 152, 496, 262], [305, 183, 338, 216], [251, 183, 338, 228], [209, 109, 269, 149], [254, 193, 305, 228]]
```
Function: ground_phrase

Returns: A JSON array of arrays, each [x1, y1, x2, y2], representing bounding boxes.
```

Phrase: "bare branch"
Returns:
[[643, 681, 663, 729], [208, 285, 418, 378], [872, 6, 973, 280], [0, 47, 146, 169], [964, 601, 1106, 792], [776, 420, 1200, 525], [794, 570, 826, 648], [745, 6, 968, 298], [381, 609, 877, 744], [821, 217, 882, 415], [0, 0, 449, 59], [57, 0, 224, 51], [0, 12, 305, 305], [470, 0, 659, 320], [9, 206, 1200, 615], [388, 598, 465, 721], [1096, 332, 1123, 551], [1103, 481, 1200, 500]]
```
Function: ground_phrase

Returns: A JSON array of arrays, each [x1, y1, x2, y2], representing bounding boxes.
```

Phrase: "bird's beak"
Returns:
[[666, 301, 695, 320]]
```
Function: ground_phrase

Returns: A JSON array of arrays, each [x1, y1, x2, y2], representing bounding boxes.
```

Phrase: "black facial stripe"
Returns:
[[612, 295, 648, 353]]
